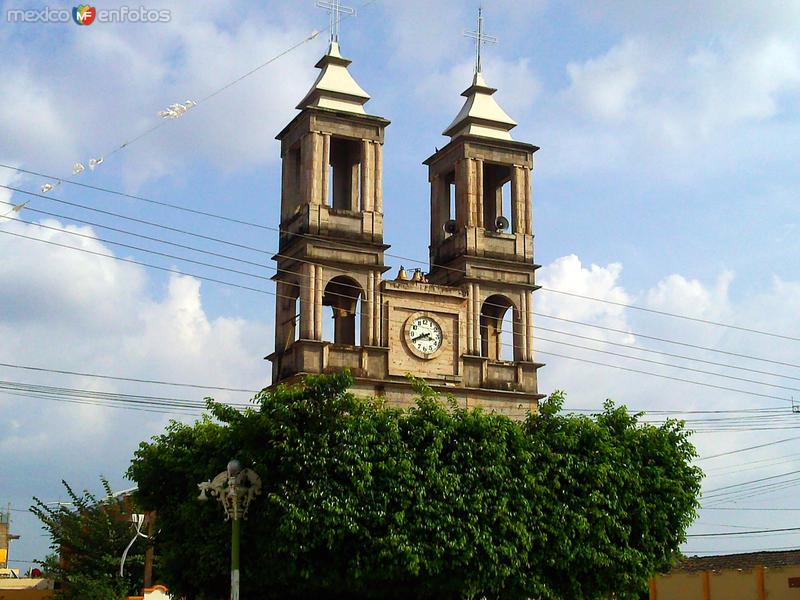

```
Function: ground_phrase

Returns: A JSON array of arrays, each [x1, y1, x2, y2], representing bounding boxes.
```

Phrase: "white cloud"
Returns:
[[564, 38, 646, 122], [542, 13, 800, 177], [645, 270, 734, 321]]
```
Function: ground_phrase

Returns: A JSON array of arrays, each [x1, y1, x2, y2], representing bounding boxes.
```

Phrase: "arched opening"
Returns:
[[322, 275, 363, 345], [480, 294, 516, 361], [329, 136, 362, 211], [482, 162, 512, 232]]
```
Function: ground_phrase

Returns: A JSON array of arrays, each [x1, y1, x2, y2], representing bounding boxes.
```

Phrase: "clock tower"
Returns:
[[268, 27, 543, 417]]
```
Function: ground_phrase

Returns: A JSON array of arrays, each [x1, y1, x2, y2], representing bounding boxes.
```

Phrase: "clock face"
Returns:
[[408, 315, 443, 356]]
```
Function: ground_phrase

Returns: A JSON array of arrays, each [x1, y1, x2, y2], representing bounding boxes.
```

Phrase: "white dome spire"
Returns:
[[296, 41, 371, 115], [443, 71, 517, 140]]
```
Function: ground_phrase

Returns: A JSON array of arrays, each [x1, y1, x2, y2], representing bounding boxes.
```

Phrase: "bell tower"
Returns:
[[268, 39, 390, 384], [423, 10, 541, 398]]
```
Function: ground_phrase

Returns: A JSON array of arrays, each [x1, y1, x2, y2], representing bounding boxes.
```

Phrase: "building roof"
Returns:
[[672, 550, 800, 573], [443, 71, 517, 141], [296, 41, 370, 115]]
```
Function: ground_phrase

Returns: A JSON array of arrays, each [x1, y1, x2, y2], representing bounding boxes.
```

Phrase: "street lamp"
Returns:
[[197, 460, 262, 600]]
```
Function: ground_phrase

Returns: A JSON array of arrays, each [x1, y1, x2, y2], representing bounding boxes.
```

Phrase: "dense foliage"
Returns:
[[128, 372, 702, 600], [31, 478, 145, 600]]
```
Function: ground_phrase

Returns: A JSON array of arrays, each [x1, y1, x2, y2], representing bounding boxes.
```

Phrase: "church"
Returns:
[[266, 13, 543, 417]]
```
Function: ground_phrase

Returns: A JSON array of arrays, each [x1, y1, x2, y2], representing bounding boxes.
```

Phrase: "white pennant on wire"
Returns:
[[158, 99, 197, 120]]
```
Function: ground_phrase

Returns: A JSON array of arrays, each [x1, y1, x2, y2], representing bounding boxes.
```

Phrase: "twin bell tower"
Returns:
[[267, 8, 543, 416]]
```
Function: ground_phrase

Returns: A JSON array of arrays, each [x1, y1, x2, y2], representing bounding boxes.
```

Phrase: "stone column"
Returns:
[[301, 132, 322, 205], [524, 291, 534, 362], [512, 165, 525, 234], [314, 265, 324, 340], [365, 272, 375, 346], [455, 159, 469, 229], [472, 284, 481, 355], [372, 273, 381, 345], [466, 282, 475, 353], [280, 153, 291, 222], [374, 142, 383, 214], [475, 158, 484, 228], [300, 263, 314, 339], [466, 159, 477, 228], [321, 133, 331, 206], [525, 166, 533, 235], [514, 301, 525, 362], [361, 139, 373, 212]]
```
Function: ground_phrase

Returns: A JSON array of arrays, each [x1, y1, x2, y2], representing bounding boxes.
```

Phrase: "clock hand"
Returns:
[[412, 333, 431, 342]]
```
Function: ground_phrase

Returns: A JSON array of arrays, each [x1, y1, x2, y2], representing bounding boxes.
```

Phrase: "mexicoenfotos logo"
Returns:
[[72, 5, 96, 25], [6, 5, 171, 24]]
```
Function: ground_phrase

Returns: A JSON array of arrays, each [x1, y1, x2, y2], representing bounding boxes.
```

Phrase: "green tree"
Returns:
[[128, 372, 702, 600], [31, 478, 145, 600]]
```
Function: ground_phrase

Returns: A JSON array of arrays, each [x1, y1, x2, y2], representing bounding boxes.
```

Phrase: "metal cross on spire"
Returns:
[[463, 7, 498, 74], [315, 0, 356, 44]]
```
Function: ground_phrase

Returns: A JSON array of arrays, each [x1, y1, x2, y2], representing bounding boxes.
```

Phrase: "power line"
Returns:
[[0, 228, 272, 296], [5, 181, 800, 383], [700, 507, 800, 511], [538, 287, 800, 343], [537, 336, 800, 393], [8, 194, 796, 382], [0, 200, 273, 272], [697, 436, 800, 462], [1, 164, 277, 233], [0, 184, 274, 256], [703, 470, 800, 496], [682, 545, 800, 554], [7, 213, 798, 398], [4, 168, 798, 345], [0, 361, 259, 394], [537, 313, 800, 370], [534, 350, 793, 403], [6, 214, 274, 282], [3, 226, 798, 406], [5, 200, 799, 391], [687, 526, 800, 538], [538, 325, 800, 382]]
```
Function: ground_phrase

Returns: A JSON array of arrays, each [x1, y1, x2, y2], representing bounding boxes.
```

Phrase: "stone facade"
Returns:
[[266, 42, 544, 417]]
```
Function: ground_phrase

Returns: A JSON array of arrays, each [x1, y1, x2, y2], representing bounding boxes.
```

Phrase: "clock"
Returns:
[[404, 313, 444, 359]]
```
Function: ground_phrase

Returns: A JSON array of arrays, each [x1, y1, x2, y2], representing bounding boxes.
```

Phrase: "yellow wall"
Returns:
[[708, 569, 757, 599], [766, 564, 800, 599], [653, 564, 800, 600], [656, 571, 705, 599]]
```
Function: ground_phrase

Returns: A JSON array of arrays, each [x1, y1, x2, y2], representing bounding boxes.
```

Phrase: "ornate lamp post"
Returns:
[[197, 460, 261, 600]]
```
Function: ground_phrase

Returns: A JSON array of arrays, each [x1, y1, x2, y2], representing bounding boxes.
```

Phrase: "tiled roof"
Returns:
[[672, 550, 800, 573]]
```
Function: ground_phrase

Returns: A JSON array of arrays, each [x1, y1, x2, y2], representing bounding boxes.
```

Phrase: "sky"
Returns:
[[1, 0, 800, 569]]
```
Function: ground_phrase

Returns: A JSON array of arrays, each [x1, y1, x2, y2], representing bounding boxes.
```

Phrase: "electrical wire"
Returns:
[[4, 183, 799, 381], [538, 287, 800, 342], [5, 196, 797, 380], [2, 169, 798, 345], [697, 436, 800, 462], [7, 211, 800, 401], [3, 225, 798, 407], [0, 361, 259, 394]]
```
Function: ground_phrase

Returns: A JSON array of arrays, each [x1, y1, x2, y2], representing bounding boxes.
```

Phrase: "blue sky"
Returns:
[[1, 0, 800, 569]]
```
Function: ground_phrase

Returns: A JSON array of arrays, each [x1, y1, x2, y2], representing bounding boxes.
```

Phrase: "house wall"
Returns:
[[652, 564, 800, 599]]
